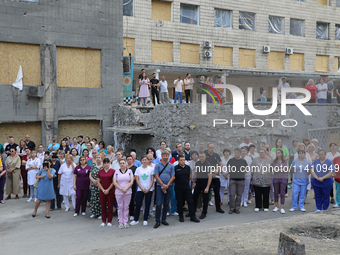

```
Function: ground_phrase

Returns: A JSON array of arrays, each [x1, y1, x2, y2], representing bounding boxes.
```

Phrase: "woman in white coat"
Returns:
[[26, 150, 41, 202], [58, 154, 76, 211]]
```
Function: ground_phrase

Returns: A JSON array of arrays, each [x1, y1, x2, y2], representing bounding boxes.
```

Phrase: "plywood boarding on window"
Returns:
[[152, 40, 173, 62], [268, 51, 284, 70], [152, 0, 171, 21], [0, 42, 41, 85], [315, 55, 329, 72], [180, 43, 200, 63], [334, 57, 338, 73], [214, 46, 232, 66], [57, 47, 101, 88], [317, 0, 328, 5], [0, 122, 42, 147], [58, 120, 101, 143], [289, 53, 304, 71], [239, 48, 255, 68], [123, 38, 135, 57]]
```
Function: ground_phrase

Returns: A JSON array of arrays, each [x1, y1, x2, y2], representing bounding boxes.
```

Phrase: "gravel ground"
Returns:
[[78, 209, 340, 255]]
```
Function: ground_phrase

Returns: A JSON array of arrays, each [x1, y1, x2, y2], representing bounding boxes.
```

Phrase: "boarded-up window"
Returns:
[[289, 53, 304, 71], [214, 46, 232, 66], [152, 0, 171, 21], [317, 0, 328, 5], [268, 51, 284, 69], [180, 43, 200, 63], [315, 55, 329, 72], [0, 42, 41, 85], [57, 47, 101, 88], [123, 38, 135, 57], [0, 122, 42, 148], [334, 57, 340, 72], [58, 120, 101, 143], [152, 41, 173, 62], [239, 48, 255, 68]]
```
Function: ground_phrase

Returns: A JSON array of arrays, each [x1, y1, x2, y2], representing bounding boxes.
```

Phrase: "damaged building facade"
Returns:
[[123, 0, 340, 100], [0, 0, 122, 146]]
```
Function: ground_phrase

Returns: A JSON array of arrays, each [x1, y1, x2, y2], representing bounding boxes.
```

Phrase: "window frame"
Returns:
[[316, 21, 329, 40], [214, 8, 232, 29], [290, 18, 305, 37], [123, 0, 134, 17], [268, 15, 285, 34], [239, 11, 256, 31], [180, 3, 199, 25]]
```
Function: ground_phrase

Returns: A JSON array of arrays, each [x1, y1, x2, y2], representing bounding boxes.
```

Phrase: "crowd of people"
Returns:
[[0, 135, 340, 229], [137, 70, 340, 106]]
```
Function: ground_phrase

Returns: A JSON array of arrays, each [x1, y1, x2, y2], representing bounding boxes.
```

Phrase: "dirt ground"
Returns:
[[78, 209, 340, 255]]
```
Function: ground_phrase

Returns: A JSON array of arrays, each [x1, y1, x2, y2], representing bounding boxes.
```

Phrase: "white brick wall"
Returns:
[[124, 0, 340, 75]]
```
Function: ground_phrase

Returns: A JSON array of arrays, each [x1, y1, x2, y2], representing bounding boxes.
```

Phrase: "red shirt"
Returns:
[[305, 84, 317, 99], [333, 157, 340, 183], [97, 168, 115, 193]]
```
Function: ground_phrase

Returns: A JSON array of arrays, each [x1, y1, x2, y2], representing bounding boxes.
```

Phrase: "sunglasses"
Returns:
[[10, 150, 15, 152]]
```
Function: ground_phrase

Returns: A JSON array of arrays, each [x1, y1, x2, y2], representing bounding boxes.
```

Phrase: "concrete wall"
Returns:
[[112, 103, 338, 157], [0, 0, 122, 147]]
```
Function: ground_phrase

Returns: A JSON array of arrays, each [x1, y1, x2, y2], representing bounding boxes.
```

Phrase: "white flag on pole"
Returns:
[[12, 65, 23, 91]]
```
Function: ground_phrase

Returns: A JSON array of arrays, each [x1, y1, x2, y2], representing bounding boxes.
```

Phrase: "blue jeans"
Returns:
[[291, 183, 307, 209], [174, 92, 182, 103], [137, 85, 141, 105], [167, 184, 177, 214], [30, 185, 36, 199], [155, 185, 172, 223], [134, 191, 153, 221], [318, 99, 326, 104]]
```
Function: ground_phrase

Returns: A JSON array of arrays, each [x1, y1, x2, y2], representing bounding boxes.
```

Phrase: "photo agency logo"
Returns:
[[199, 83, 312, 128]]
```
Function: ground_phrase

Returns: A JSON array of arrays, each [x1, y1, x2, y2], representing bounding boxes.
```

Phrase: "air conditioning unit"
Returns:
[[26, 85, 45, 97], [263, 46, 270, 53], [203, 41, 212, 48], [204, 51, 212, 58], [285, 48, 293, 55]]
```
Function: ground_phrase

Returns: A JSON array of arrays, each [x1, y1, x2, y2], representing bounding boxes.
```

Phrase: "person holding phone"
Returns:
[[32, 159, 56, 218], [48, 137, 60, 153]]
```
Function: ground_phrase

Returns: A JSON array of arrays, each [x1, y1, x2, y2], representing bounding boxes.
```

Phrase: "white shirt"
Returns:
[[239, 142, 253, 148], [25, 157, 41, 186], [135, 166, 154, 192], [278, 82, 290, 96], [111, 160, 120, 171], [59, 163, 76, 196], [174, 79, 183, 92], [316, 83, 327, 99], [326, 152, 340, 162], [159, 80, 168, 93], [248, 152, 259, 160], [37, 152, 45, 163]]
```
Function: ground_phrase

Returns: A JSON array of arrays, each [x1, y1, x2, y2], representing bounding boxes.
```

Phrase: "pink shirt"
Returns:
[[114, 169, 133, 195]]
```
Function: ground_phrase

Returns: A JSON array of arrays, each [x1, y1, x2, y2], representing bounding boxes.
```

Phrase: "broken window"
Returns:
[[336, 24, 340, 40], [316, 22, 329, 39], [180, 4, 199, 25], [214, 9, 232, 28], [269, 16, 284, 34], [239, 12, 255, 31], [290, 19, 304, 36], [123, 0, 134, 17]]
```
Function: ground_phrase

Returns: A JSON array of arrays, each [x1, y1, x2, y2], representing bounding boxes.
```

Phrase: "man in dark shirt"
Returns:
[[5, 137, 18, 157], [193, 152, 213, 219], [50, 153, 62, 210], [172, 143, 183, 161], [150, 73, 160, 106], [174, 155, 200, 223], [226, 148, 248, 214], [205, 143, 225, 214], [25, 134, 36, 151], [184, 142, 191, 161]]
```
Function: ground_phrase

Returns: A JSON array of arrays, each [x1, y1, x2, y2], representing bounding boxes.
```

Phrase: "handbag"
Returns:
[[33, 169, 43, 188]]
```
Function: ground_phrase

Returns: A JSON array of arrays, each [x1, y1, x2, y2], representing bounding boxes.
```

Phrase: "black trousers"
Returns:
[[337, 97, 340, 104], [254, 186, 270, 209], [210, 178, 221, 210], [175, 187, 196, 218], [129, 182, 136, 216], [185, 89, 193, 103], [193, 181, 210, 214], [330, 183, 334, 198], [327, 94, 332, 104], [151, 89, 160, 105], [307, 98, 316, 103]]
